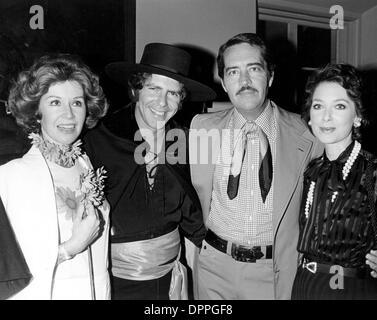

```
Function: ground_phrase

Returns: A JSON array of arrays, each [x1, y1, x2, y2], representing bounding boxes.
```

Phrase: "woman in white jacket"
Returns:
[[0, 54, 110, 299]]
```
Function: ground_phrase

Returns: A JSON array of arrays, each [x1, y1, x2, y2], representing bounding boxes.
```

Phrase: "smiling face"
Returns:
[[39, 80, 86, 145], [221, 43, 273, 120], [309, 81, 359, 156], [135, 73, 183, 131]]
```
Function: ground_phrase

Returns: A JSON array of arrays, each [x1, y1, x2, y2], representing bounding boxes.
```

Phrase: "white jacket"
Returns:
[[0, 146, 110, 300]]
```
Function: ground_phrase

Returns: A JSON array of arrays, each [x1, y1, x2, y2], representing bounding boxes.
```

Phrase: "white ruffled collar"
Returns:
[[28, 133, 82, 168]]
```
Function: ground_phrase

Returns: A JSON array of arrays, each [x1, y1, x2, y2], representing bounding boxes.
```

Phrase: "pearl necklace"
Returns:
[[342, 141, 361, 179], [304, 141, 361, 219]]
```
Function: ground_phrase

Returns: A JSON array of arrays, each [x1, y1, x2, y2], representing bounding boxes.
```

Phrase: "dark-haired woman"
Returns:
[[292, 63, 377, 299]]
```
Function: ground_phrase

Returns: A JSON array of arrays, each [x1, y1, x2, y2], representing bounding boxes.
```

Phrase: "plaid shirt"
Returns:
[[207, 101, 277, 246]]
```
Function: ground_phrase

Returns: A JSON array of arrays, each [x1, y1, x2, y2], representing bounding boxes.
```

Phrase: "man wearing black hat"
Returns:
[[83, 43, 215, 300]]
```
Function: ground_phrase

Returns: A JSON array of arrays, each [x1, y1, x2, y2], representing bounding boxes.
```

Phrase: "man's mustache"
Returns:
[[236, 85, 257, 95]]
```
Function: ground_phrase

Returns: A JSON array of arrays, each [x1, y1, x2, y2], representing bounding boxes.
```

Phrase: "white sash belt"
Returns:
[[111, 228, 180, 281]]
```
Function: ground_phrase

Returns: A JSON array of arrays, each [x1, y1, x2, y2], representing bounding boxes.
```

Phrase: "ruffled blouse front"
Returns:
[[297, 142, 377, 268]]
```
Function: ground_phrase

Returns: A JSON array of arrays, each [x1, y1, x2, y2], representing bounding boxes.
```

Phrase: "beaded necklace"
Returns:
[[304, 140, 361, 219]]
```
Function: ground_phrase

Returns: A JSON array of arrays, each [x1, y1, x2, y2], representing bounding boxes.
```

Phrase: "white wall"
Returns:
[[360, 5, 377, 67], [136, 0, 256, 81]]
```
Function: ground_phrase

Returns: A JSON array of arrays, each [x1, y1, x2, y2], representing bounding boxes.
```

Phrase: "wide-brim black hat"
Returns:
[[105, 43, 216, 102]]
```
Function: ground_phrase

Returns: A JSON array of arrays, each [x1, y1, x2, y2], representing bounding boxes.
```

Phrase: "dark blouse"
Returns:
[[83, 105, 205, 248], [297, 141, 377, 268]]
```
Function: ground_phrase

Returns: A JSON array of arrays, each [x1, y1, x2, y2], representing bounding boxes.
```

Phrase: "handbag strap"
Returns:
[[365, 160, 377, 247]]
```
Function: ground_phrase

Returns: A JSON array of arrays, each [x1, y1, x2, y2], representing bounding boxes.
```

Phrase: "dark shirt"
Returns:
[[297, 141, 377, 268], [83, 105, 205, 247]]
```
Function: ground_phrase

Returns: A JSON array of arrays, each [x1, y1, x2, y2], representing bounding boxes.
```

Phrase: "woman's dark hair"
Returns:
[[8, 54, 109, 133], [302, 63, 366, 141]]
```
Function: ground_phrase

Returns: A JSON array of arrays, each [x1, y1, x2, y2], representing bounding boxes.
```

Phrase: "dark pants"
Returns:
[[111, 270, 172, 300], [292, 266, 377, 300]]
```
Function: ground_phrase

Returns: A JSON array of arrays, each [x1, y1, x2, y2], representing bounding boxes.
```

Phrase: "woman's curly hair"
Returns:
[[302, 63, 366, 141], [8, 54, 109, 133]]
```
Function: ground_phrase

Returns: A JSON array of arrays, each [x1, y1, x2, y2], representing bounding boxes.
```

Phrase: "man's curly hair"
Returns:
[[127, 72, 186, 110]]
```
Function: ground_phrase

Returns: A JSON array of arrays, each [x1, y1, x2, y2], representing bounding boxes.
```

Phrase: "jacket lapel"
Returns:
[[23, 146, 60, 246], [272, 108, 314, 234]]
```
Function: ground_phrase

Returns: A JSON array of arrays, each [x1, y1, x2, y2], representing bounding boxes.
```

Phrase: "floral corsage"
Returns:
[[79, 165, 107, 300], [80, 167, 107, 209]]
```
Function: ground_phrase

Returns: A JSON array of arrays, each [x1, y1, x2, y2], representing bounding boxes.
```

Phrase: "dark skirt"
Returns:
[[292, 266, 377, 300], [111, 270, 172, 300]]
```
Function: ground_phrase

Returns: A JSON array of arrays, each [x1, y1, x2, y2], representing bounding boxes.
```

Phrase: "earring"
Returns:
[[308, 120, 312, 126], [353, 118, 361, 128]]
